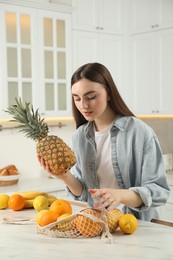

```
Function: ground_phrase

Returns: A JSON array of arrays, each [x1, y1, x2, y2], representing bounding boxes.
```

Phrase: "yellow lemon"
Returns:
[[33, 195, 49, 212], [118, 214, 138, 234], [0, 194, 10, 209], [57, 213, 71, 221], [57, 213, 73, 231]]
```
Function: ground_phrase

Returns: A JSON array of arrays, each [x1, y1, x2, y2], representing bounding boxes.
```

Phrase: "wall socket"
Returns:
[[163, 153, 173, 173]]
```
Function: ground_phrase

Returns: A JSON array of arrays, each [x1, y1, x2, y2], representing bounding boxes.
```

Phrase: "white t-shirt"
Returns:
[[95, 122, 118, 189], [95, 122, 125, 212]]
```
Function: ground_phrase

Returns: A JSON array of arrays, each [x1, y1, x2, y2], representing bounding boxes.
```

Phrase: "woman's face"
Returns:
[[72, 78, 110, 122]]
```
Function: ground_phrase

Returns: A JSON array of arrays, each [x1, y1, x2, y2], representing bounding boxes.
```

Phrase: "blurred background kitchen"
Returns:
[[0, 0, 173, 178]]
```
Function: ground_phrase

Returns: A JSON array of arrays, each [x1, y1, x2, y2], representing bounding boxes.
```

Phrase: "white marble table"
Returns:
[[0, 175, 66, 194], [0, 208, 173, 260]]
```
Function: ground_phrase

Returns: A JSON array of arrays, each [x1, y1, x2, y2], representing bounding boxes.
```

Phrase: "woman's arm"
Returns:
[[57, 171, 83, 197]]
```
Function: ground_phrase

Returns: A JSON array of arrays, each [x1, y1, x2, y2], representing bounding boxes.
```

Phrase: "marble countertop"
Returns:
[[0, 174, 173, 259], [0, 175, 66, 195], [0, 208, 173, 260]]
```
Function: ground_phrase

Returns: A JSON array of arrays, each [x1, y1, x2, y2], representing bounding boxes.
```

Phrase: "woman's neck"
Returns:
[[94, 108, 117, 132]]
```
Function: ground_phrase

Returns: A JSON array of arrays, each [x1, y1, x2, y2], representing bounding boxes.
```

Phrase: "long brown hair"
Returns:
[[71, 62, 135, 128]]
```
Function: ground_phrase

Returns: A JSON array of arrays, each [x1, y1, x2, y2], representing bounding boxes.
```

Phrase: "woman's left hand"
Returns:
[[88, 188, 121, 211]]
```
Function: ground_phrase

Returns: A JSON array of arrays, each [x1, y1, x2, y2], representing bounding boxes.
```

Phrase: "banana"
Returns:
[[16, 191, 49, 200], [48, 196, 57, 206], [24, 199, 34, 208]]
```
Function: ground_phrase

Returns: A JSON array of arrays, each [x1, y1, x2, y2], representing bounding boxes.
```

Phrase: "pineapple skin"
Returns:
[[36, 135, 76, 175]]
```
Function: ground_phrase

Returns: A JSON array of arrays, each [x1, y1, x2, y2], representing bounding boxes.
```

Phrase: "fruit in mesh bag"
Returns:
[[56, 213, 74, 231], [5, 98, 76, 175], [105, 208, 124, 233], [75, 208, 103, 237]]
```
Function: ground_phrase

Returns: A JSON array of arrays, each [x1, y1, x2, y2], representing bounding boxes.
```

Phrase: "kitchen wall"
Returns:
[[0, 117, 173, 179], [141, 117, 173, 154]]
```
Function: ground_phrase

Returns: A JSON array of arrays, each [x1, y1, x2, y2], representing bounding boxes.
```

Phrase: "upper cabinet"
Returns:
[[0, 1, 72, 119], [127, 29, 173, 115], [128, 0, 173, 34], [126, 0, 173, 115], [72, 0, 125, 98], [72, 0, 124, 35]]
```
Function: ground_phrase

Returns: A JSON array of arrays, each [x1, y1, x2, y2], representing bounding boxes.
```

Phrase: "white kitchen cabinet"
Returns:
[[127, 28, 173, 115], [0, 1, 72, 119], [72, 30, 124, 92], [128, 0, 173, 34], [72, 0, 124, 35]]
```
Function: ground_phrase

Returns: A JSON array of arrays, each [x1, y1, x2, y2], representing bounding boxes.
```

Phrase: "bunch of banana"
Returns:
[[15, 191, 57, 209]]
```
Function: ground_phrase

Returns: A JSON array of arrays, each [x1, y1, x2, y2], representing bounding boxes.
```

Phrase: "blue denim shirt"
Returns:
[[69, 115, 170, 221]]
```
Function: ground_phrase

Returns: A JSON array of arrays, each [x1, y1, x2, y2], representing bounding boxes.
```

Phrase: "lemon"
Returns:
[[57, 213, 71, 221], [118, 213, 138, 234], [0, 194, 10, 209], [57, 213, 72, 231], [33, 195, 49, 212]]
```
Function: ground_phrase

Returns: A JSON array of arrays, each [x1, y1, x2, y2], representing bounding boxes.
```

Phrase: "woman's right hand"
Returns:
[[37, 155, 51, 172], [37, 155, 70, 179]]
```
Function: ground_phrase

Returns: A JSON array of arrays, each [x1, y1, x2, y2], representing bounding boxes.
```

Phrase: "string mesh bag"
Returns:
[[37, 207, 113, 243]]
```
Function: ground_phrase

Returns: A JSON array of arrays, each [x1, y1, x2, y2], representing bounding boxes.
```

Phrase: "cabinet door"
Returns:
[[72, 30, 97, 71], [72, 0, 97, 32], [72, 0, 123, 34], [158, 28, 173, 114], [0, 4, 38, 119], [72, 30, 124, 93], [128, 33, 159, 115], [0, 3, 72, 119], [97, 33, 124, 89], [38, 10, 72, 118], [128, 29, 173, 115], [129, 0, 173, 34]]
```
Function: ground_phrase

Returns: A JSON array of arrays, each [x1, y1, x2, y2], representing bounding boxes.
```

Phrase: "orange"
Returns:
[[36, 209, 49, 224], [118, 213, 138, 234], [49, 199, 72, 216], [75, 208, 103, 237], [8, 194, 25, 211], [38, 210, 59, 227], [105, 208, 123, 233]]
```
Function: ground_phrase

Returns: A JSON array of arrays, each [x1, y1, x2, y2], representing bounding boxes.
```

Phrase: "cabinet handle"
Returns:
[[151, 110, 160, 113], [151, 24, 159, 28], [96, 26, 100, 29], [100, 27, 103, 30]]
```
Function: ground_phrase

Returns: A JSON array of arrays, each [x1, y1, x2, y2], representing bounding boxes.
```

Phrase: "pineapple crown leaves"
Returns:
[[5, 97, 49, 141]]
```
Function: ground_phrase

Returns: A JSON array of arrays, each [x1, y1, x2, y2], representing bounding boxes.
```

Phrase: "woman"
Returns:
[[40, 62, 170, 221]]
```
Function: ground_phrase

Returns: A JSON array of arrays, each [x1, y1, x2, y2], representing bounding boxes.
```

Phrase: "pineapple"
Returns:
[[5, 98, 76, 175]]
